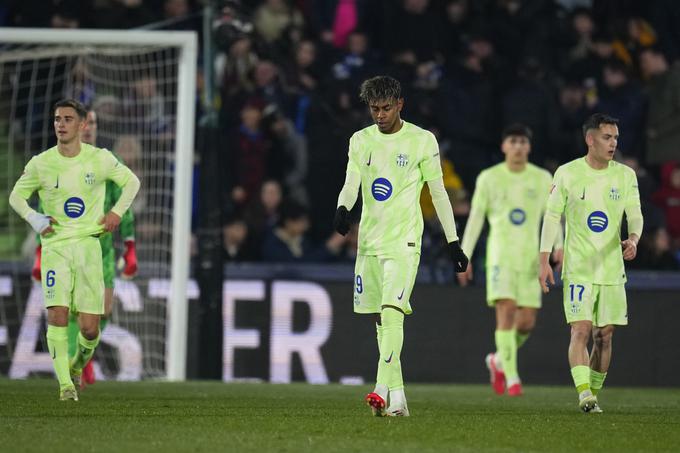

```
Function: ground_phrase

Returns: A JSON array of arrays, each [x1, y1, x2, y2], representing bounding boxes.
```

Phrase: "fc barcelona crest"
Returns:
[[396, 153, 408, 167], [85, 172, 95, 185]]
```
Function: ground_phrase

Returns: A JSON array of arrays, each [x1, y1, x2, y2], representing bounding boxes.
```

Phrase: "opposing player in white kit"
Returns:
[[458, 124, 563, 396], [334, 76, 468, 417]]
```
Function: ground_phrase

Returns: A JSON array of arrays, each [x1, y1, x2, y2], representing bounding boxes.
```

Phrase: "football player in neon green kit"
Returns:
[[32, 108, 138, 388], [539, 113, 643, 413], [458, 124, 564, 396], [334, 76, 468, 417], [9, 99, 140, 400]]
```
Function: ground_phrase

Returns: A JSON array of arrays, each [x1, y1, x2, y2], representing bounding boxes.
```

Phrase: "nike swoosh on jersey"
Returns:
[[366, 154, 372, 166], [54, 176, 59, 189], [397, 288, 405, 300], [580, 188, 585, 200]]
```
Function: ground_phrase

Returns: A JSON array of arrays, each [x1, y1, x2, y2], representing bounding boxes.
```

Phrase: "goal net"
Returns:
[[0, 28, 196, 381]]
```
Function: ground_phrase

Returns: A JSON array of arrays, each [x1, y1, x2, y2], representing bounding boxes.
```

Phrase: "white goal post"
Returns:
[[0, 28, 197, 381]]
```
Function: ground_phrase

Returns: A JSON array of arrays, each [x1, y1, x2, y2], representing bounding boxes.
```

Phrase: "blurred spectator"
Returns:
[[113, 135, 145, 215], [90, 0, 157, 29], [387, 0, 444, 65], [628, 227, 680, 270], [595, 58, 645, 158], [245, 179, 283, 239], [261, 200, 345, 262], [263, 106, 308, 204], [556, 81, 589, 163], [223, 212, 259, 262], [254, 0, 304, 45], [216, 35, 260, 127], [568, 31, 616, 89], [639, 46, 680, 166], [225, 98, 272, 208], [567, 7, 595, 62], [648, 0, 680, 62], [63, 59, 96, 107], [440, 44, 498, 190], [502, 57, 561, 165], [330, 30, 379, 92], [287, 39, 321, 93], [652, 161, 680, 245], [612, 17, 657, 67]]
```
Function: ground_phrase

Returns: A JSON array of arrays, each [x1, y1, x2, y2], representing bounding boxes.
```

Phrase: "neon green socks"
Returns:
[[376, 308, 404, 392], [46, 325, 73, 391], [70, 332, 100, 372], [495, 329, 518, 381], [516, 331, 530, 349], [66, 313, 80, 358], [590, 369, 607, 396], [571, 365, 591, 393]]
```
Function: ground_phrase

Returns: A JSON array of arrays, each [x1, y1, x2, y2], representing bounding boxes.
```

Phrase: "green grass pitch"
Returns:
[[1, 379, 679, 452]]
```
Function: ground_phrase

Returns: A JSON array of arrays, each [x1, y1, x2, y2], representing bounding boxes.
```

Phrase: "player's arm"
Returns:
[[543, 172, 565, 271], [334, 135, 361, 236], [101, 154, 140, 233], [9, 158, 57, 236], [457, 172, 487, 284], [539, 169, 567, 293], [421, 133, 467, 273], [622, 172, 644, 261]]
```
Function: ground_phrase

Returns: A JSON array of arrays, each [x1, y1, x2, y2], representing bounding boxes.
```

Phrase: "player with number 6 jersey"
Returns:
[[9, 99, 140, 401]]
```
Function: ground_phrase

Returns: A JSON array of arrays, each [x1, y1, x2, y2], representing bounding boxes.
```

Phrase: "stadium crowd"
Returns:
[[3, 0, 680, 271]]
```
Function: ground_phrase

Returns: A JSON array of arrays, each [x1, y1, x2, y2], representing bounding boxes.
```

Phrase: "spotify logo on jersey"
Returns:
[[371, 178, 393, 201], [64, 197, 85, 218], [587, 211, 608, 232], [509, 208, 526, 225]]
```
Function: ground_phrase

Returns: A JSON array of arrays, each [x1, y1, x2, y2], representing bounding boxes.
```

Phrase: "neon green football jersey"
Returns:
[[464, 163, 554, 273], [345, 121, 442, 256], [12, 143, 136, 246], [545, 157, 640, 284]]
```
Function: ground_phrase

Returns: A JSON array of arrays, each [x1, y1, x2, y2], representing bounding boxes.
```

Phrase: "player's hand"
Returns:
[[448, 241, 469, 273], [99, 211, 121, 233], [456, 259, 473, 287], [31, 245, 42, 282], [621, 238, 638, 261], [539, 261, 555, 293], [119, 239, 138, 279], [41, 217, 58, 236], [333, 206, 350, 236], [551, 248, 564, 273]]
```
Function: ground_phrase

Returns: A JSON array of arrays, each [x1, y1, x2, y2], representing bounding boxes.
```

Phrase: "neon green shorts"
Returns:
[[486, 265, 541, 308], [99, 234, 115, 289], [353, 253, 420, 315], [563, 279, 628, 326], [41, 236, 104, 315]]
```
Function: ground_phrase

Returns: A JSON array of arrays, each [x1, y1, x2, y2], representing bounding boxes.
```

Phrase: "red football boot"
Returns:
[[365, 392, 386, 417], [485, 353, 506, 395], [82, 359, 95, 387], [507, 382, 523, 397]]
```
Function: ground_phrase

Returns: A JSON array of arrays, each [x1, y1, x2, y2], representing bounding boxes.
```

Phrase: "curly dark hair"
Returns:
[[359, 76, 401, 104]]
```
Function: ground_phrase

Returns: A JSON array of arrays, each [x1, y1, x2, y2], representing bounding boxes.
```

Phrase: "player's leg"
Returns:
[[379, 254, 418, 417], [70, 238, 105, 388], [494, 299, 519, 393], [515, 272, 542, 350], [590, 325, 614, 396], [354, 255, 387, 416], [563, 280, 599, 412], [41, 245, 77, 400], [589, 283, 627, 401]]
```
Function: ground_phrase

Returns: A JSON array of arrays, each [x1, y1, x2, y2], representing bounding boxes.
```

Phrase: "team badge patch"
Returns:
[[372, 178, 393, 201], [64, 197, 86, 218], [85, 172, 95, 185], [396, 153, 408, 167], [587, 211, 608, 232], [609, 187, 620, 200], [509, 208, 526, 225]]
